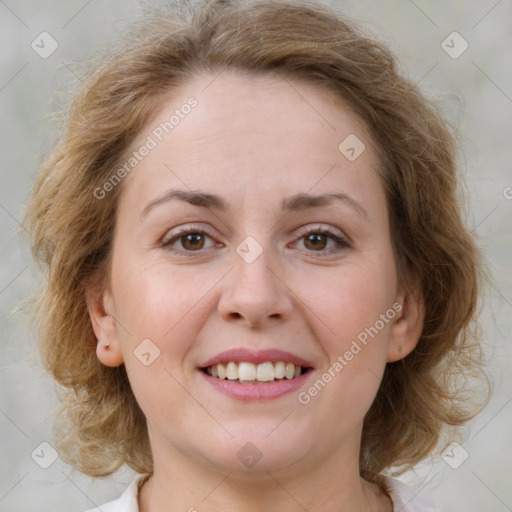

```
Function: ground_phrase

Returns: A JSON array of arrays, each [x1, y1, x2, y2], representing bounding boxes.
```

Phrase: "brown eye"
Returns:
[[161, 227, 218, 255], [303, 233, 328, 251], [293, 227, 351, 256], [180, 233, 205, 250]]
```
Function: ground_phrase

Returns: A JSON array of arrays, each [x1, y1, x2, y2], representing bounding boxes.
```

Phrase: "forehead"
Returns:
[[119, 70, 384, 213]]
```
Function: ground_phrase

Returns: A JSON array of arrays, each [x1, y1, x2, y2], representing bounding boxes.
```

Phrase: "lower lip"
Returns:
[[199, 369, 313, 401]]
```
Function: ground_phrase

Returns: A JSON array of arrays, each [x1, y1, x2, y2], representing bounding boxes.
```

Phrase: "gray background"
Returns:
[[1, 0, 511, 511]]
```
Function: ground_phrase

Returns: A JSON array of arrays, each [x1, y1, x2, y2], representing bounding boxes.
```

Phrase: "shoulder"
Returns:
[[383, 476, 440, 512], [84, 476, 146, 512]]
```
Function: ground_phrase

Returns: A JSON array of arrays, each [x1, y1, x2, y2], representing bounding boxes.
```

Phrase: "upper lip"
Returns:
[[200, 348, 314, 369]]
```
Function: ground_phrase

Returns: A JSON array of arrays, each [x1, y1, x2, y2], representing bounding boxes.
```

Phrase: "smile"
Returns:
[[203, 361, 308, 384], [198, 348, 314, 400]]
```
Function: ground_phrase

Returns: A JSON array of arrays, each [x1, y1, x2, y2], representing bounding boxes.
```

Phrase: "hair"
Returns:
[[23, 0, 489, 483]]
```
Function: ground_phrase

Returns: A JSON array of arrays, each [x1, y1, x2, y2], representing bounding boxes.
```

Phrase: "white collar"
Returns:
[[91, 474, 438, 512]]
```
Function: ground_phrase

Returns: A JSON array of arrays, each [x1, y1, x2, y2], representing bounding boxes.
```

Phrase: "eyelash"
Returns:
[[160, 224, 351, 257]]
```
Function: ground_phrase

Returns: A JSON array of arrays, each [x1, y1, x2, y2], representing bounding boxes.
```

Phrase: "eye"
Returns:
[[160, 224, 350, 257], [293, 226, 350, 255], [161, 225, 219, 254]]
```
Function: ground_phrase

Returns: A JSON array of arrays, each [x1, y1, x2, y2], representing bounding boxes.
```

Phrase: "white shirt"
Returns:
[[85, 475, 439, 511]]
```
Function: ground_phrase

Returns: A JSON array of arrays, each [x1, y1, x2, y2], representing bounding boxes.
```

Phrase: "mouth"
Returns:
[[198, 347, 314, 401], [201, 361, 311, 384], [198, 348, 314, 399]]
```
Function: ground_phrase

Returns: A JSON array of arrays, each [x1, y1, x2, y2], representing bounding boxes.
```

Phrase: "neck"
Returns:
[[138, 436, 392, 512]]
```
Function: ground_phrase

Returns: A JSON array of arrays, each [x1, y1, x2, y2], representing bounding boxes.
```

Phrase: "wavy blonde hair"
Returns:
[[23, 0, 489, 482]]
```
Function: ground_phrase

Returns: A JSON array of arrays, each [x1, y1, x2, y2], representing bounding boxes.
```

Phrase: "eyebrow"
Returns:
[[141, 189, 367, 219]]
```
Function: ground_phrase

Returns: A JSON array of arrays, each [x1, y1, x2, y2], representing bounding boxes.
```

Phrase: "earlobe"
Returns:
[[95, 338, 124, 367], [85, 284, 124, 368], [387, 277, 425, 363]]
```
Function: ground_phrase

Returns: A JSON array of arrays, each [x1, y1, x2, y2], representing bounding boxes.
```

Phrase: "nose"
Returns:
[[217, 245, 294, 328]]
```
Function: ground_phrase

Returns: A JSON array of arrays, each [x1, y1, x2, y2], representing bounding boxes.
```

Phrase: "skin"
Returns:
[[87, 70, 424, 512]]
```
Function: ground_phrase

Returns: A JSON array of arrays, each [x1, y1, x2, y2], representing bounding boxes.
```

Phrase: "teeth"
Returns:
[[285, 363, 295, 379], [257, 362, 275, 381], [205, 361, 305, 382], [217, 363, 226, 380], [275, 361, 285, 379], [226, 361, 238, 380], [238, 362, 257, 381]]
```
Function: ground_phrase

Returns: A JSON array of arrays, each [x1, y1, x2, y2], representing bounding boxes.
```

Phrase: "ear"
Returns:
[[84, 280, 124, 367], [387, 273, 425, 362]]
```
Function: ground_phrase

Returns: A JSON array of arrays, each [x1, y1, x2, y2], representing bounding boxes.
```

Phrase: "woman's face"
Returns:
[[90, 71, 421, 477]]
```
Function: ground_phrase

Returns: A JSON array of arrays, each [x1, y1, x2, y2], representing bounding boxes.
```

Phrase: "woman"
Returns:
[[24, 1, 488, 510]]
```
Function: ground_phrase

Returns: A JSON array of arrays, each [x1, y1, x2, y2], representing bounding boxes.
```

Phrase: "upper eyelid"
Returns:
[[160, 223, 216, 244], [292, 224, 351, 245], [162, 223, 344, 238], [295, 223, 345, 237]]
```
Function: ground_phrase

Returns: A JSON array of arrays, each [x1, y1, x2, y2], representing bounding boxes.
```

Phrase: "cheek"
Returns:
[[311, 259, 396, 407], [299, 258, 397, 345], [110, 259, 212, 419], [293, 252, 397, 409], [111, 254, 217, 349]]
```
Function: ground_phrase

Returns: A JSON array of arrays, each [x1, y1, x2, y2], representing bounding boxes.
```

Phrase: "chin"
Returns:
[[195, 429, 310, 476]]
